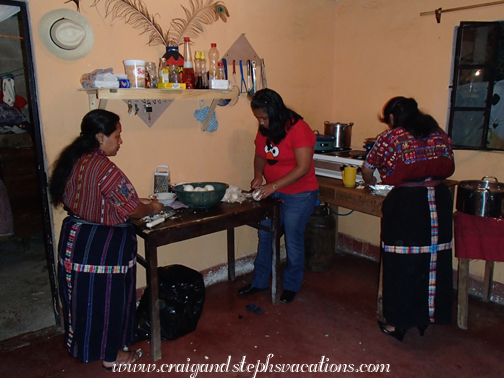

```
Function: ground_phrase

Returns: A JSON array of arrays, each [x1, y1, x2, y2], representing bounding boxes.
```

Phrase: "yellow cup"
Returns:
[[342, 166, 357, 187]]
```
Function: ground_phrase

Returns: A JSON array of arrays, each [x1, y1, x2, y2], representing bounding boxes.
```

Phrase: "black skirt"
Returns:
[[381, 184, 453, 330]]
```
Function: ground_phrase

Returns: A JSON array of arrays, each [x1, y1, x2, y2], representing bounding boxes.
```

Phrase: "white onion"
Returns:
[[183, 185, 194, 192], [204, 185, 215, 191]]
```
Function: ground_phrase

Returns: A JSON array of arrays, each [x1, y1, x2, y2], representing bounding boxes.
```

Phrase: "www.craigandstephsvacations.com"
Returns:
[[109, 354, 391, 376]]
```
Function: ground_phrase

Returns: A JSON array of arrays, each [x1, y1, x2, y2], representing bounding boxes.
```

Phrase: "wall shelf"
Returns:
[[81, 86, 239, 131]]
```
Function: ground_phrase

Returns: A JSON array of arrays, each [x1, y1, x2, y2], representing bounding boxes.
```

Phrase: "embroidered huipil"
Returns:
[[63, 150, 140, 226]]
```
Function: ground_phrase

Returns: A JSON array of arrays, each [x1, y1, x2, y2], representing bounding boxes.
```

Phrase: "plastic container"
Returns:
[[123, 59, 146, 88], [208, 43, 220, 81], [200, 51, 208, 88], [182, 37, 196, 89], [217, 61, 225, 80]]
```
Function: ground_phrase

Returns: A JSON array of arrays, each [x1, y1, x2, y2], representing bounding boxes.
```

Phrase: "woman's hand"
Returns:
[[128, 199, 164, 219], [361, 166, 377, 186], [139, 198, 151, 205], [258, 183, 276, 199], [251, 177, 264, 190]]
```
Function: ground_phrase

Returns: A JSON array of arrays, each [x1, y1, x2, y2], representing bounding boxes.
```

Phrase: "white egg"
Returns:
[[183, 184, 194, 192], [204, 185, 215, 191]]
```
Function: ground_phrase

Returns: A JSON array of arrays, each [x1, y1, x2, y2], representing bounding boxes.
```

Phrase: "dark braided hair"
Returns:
[[49, 109, 119, 207], [250, 88, 303, 146], [379, 97, 440, 138]]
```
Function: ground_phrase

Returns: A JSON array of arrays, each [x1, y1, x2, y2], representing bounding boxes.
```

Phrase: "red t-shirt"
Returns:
[[254, 119, 319, 194], [63, 150, 140, 225]]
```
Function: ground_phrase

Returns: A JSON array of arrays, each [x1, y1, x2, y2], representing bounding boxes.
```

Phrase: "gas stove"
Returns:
[[313, 149, 368, 181]]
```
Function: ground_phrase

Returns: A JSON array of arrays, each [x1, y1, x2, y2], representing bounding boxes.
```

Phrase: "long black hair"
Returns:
[[380, 96, 440, 138], [250, 88, 302, 146], [49, 109, 120, 207]]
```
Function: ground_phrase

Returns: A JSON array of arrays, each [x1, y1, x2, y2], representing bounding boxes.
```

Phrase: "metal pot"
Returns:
[[324, 121, 354, 149], [456, 176, 504, 218]]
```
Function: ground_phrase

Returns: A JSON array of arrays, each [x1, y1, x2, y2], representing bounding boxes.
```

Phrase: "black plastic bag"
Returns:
[[135, 264, 205, 341]]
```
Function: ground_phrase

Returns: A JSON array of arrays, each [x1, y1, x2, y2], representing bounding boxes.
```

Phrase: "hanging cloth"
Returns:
[[2, 75, 15, 107]]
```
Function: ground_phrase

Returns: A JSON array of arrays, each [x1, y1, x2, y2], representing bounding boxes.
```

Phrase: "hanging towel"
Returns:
[[2, 76, 15, 107]]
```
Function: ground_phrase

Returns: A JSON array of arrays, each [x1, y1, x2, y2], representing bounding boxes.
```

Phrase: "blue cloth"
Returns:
[[251, 189, 319, 292], [193, 106, 218, 132]]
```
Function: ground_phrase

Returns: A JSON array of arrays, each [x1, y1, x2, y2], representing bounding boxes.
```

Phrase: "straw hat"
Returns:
[[39, 9, 94, 61]]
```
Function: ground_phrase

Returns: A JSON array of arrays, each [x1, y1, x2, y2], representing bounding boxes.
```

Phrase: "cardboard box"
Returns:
[[0, 132, 32, 148], [157, 82, 187, 90]]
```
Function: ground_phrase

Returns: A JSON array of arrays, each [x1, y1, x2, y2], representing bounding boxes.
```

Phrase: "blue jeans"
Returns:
[[251, 189, 319, 292]]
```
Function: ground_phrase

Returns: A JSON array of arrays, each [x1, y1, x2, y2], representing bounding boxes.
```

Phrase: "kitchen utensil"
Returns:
[[247, 61, 257, 100], [324, 121, 354, 150], [456, 176, 504, 218], [260, 59, 267, 89], [154, 165, 170, 193], [240, 60, 247, 93], [232, 60, 237, 85], [247, 60, 251, 91], [172, 182, 228, 209]]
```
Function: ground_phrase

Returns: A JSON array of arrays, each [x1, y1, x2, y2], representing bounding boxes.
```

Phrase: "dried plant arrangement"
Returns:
[[89, 0, 229, 47]]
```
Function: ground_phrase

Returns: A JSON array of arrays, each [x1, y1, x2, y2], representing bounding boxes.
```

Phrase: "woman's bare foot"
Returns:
[[103, 348, 142, 370]]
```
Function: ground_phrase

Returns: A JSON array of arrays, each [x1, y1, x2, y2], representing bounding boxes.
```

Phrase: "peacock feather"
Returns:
[[90, 0, 229, 47]]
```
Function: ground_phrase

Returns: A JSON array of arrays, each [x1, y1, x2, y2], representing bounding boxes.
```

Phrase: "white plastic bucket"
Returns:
[[124, 59, 146, 88]]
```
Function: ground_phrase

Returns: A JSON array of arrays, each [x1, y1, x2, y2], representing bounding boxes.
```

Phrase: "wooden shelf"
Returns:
[[82, 86, 240, 131]]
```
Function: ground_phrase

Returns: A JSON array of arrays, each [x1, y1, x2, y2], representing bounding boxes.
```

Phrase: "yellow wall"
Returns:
[[29, 0, 337, 287], [28, 0, 503, 287], [333, 0, 504, 283]]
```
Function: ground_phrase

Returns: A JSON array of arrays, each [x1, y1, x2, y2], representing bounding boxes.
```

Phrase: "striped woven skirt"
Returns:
[[57, 216, 138, 362], [381, 184, 453, 330]]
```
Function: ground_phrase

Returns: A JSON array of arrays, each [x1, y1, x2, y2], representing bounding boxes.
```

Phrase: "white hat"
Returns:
[[39, 9, 94, 61]]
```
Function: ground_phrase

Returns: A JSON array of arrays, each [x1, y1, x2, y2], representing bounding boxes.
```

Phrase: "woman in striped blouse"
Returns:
[[49, 109, 163, 370]]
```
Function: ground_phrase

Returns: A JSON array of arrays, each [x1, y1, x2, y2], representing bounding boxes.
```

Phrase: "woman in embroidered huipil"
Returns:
[[49, 109, 164, 369], [362, 97, 455, 341]]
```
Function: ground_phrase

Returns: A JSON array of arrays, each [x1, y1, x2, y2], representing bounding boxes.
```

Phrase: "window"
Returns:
[[448, 21, 504, 150]]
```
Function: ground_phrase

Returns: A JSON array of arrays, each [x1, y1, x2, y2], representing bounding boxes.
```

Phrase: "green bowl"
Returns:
[[172, 182, 229, 209]]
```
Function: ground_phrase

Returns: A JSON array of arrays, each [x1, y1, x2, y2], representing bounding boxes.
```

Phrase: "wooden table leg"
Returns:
[[457, 258, 469, 330], [376, 253, 384, 322], [271, 206, 281, 305], [227, 229, 235, 281], [482, 261, 494, 302], [145, 241, 162, 361]]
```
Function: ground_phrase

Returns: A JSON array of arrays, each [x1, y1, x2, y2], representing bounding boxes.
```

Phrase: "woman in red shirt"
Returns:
[[49, 109, 164, 370], [362, 97, 455, 341], [237, 89, 319, 304]]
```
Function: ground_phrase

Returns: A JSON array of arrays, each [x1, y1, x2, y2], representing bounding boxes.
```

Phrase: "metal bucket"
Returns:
[[456, 176, 504, 218], [324, 121, 353, 150]]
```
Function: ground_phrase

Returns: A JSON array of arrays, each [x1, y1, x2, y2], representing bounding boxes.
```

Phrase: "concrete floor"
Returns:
[[0, 235, 55, 341], [0, 252, 503, 377]]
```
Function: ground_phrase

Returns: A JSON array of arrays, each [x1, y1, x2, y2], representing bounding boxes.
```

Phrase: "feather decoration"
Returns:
[[91, 0, 168, 46], [168, 0, 229, 46], [90, 0, 230, 47]]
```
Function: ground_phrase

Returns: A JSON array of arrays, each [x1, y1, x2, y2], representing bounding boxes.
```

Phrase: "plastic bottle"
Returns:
[[200, 51, 208, 88], [182, 37, 196, 89], [158, 58, 165, 84], [194, 51, 203, 89], [208, 43, 220, 81], [217, 61, 225, 80]]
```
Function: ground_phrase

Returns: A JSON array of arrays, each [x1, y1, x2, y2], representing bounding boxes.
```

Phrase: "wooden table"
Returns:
[[317, 176, 458, 322], [132, 198, 281, 361]]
